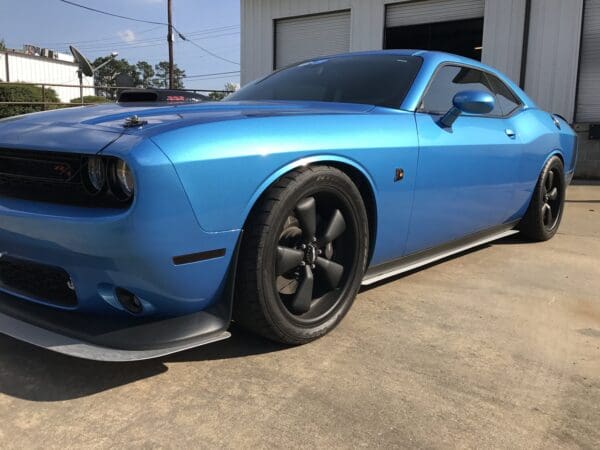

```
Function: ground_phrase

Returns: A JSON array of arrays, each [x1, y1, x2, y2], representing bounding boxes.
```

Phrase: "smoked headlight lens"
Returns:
[[109, 159, 135, 201], [83, 156, 106, 194]]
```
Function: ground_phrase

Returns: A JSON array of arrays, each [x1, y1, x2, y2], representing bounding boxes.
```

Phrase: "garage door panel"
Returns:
[[577, 0, 600, 122], [386, 0, 484, 28], [275, 11, 351, 69]]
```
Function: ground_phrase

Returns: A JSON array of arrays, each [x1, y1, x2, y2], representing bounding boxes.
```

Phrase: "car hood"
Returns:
[[0, 101, 375, 154]]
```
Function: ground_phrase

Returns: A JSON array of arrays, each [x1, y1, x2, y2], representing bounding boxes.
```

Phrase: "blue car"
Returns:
[[0, 51, 576, 361]]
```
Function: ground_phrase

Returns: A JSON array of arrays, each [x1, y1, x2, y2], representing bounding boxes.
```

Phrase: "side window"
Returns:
[[485, 73, 523, 116], [419, 65, 502, 117]]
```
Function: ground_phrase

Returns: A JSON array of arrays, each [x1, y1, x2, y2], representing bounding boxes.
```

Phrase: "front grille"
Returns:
[[0, 148, 131, 208], [0, 257, 77, 307]]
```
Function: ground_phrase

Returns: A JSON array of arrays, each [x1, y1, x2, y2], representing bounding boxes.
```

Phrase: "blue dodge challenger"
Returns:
[[0, 51, 576, 361]]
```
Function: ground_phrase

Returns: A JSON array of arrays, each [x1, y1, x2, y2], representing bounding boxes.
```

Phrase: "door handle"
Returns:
[[505, 128, 516, 139]]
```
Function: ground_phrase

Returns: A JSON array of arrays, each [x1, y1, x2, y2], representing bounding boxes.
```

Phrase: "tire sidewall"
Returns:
[[534, 156, 566, 239], [256, 168, 369, 343]]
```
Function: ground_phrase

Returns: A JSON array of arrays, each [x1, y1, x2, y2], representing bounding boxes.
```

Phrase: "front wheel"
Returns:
[[234, 166, 369, 344], [519, 156, 566, 241]]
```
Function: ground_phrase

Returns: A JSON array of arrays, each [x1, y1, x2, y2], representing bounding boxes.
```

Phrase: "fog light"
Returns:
[[115, 288, 143, 314]]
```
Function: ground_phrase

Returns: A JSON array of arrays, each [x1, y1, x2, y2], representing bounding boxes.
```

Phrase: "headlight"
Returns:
[[108, 159, 135, 201], [83, 156, 106, 195]]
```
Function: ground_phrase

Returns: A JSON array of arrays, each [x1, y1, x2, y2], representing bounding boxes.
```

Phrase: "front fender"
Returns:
[[241, 154, 378, 225]]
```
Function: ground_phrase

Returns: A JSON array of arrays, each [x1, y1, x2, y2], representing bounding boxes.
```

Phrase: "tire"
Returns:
[[519, 156, 566, 241], [233, 166, 369, 345]]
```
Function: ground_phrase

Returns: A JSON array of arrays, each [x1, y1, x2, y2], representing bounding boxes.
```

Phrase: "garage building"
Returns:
[[241, 0, 600, 179]]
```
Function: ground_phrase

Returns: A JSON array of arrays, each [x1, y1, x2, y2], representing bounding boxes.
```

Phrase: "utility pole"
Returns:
[[167, 0, 174, 89]]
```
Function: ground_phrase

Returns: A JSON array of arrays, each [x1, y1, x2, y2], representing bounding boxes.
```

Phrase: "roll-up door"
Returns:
[[577, 0, 600, 122], [386, 0, 484, 27], [275, 11, 351, 70]]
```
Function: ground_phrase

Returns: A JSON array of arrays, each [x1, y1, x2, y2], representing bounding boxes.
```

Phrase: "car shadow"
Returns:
[[0, 324, 286, 402]]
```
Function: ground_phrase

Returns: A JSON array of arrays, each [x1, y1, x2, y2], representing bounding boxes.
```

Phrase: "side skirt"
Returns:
[[362, 222, 520, 286]]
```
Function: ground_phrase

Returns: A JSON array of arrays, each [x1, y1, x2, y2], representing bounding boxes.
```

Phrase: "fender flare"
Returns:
[[241, 154, 379, 224]]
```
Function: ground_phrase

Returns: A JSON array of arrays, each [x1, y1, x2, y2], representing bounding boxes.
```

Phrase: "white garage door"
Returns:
[[275, 11, 351, 70], [386, 0, 484, 27], [577, 0, 600, 123]]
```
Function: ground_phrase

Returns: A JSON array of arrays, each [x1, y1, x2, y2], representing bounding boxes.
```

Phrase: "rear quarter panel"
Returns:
[[507, 108, 577, 218], [150, 110, 419, 266]]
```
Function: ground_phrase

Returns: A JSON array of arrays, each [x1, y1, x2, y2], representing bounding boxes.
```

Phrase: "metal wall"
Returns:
[[523, 0, 584, 123], [275, 11, 352, 69], [0, 51, 94, 102], [241, 0, 599, 178], [242, 0, 527, 85]]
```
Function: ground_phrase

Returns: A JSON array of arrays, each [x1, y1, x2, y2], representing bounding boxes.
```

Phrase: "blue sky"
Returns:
[[0, 0, 241, 90]]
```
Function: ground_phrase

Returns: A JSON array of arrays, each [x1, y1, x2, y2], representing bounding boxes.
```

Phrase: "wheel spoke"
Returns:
[[290, 265, 314, 314], [547, 187, 558, 201], [545, 170, 554, 192], [277, 246, 304, 275], [316, 257, 344, 290], [319, 209, 346, 245], [295, 197, 317, 241], [542, 203, 552, 226]]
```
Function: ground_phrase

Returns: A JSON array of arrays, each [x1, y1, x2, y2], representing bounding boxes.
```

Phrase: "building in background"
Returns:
[[241, 0, 600, 179], [0, 46, 94, 102]]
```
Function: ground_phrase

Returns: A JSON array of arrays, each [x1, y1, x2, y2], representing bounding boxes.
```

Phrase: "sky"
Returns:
[[0, 0, 241, 90]]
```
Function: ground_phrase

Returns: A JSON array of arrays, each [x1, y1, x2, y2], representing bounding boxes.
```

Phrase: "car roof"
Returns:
[[309, 49, 536, 111]]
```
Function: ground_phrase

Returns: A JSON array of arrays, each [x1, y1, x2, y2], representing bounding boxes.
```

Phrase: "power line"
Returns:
[[58, 0, 240, 65], [175, 32, 239, 65], [185, 70, 240, 79], [58, 0, 169, 26]]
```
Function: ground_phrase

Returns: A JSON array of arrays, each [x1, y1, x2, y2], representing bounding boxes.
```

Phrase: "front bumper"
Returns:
[[0, 136, 241, 360]]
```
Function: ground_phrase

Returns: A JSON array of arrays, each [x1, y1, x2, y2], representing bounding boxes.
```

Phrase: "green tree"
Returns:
[[136, 61, 155, 88], [0, 39, 6, 51], [208, 82, 238, 101], [92, 56, 141, 99], [153, 61, 186, 89], [0, 84, 60, 118]]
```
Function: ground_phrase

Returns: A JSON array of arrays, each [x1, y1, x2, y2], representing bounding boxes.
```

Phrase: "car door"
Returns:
[[405, 64, 523, 254]]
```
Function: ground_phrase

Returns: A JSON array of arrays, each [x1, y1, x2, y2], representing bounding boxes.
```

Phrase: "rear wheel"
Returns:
[[519, 156, 565, 241], [234, 166, 369, 344]]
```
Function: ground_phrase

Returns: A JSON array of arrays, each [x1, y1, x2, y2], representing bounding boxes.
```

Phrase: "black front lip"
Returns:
[[0, 289, 230, 361], [0, 232, 242, 362]]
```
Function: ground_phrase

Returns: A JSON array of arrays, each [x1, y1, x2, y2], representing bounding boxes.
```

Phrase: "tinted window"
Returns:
[[227, 55, 423, 109], [486, 74, 523, 116], [420, 65, 502, 117]]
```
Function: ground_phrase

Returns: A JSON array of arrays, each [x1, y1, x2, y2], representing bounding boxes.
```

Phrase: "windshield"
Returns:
[[227, 54, 423, 109]]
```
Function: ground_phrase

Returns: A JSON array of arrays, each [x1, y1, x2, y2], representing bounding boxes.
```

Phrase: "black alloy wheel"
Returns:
[[234, 166, 369, 344], [520, 156, 565, 241], [540, 166, 562, 231]]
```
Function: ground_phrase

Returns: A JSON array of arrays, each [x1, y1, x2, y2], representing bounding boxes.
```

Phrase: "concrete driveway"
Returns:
[[0, 185, 598, 449]]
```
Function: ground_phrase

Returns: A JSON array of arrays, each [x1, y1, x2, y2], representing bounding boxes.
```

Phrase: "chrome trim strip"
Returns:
[[362, 229, 519, 286]]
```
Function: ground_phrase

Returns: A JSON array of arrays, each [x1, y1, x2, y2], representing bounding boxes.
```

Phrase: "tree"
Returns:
[[0, 39, 6, 51], [92, 56, 142, 99], [136, 61, 155, 88], [0, 84, 60, 118], [153, 61, 185, 89], [208, 82, 238, 101]]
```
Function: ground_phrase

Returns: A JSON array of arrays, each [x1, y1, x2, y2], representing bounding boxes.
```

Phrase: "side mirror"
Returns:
[[439, 90, 495, 128]]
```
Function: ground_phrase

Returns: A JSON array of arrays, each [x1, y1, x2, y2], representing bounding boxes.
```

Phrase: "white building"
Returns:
[[0, 49, 94, 103], [241, 0, 600, 179]]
